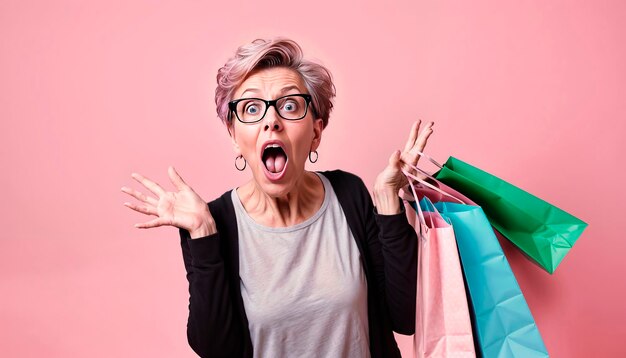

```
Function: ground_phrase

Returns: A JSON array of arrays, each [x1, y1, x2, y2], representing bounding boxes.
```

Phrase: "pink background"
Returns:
[[1, 0, 624, 356]]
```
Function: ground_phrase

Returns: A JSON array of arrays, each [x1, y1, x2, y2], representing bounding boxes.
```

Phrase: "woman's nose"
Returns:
[[263, 107, 283, 131], [265, 122, 280, 131]]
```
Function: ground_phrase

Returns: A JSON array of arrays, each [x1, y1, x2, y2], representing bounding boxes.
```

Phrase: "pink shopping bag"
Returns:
[[403, 169, 476, 358]]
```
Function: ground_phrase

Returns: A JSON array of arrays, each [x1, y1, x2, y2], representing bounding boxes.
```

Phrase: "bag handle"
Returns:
[[402, 167, 430, 230], [401, 161, 464, 204], [412, 149, 444, 169], [403, 165, 442, 351], [403, 167, 448, 227]]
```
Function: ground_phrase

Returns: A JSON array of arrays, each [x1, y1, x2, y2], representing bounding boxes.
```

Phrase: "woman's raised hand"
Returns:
[[121, 166, 216, 239], [373, 120, 434, 214]]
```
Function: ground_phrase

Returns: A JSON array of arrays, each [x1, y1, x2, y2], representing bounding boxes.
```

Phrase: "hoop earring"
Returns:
[[309, 150, 319, 163], [235, 155, 247, 171]]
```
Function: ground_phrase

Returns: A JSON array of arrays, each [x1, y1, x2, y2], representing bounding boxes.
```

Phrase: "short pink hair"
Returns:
[[215, 37, 336, 129]]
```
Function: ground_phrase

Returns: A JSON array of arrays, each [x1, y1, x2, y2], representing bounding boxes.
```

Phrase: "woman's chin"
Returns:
[[254, 161, 294, 196]]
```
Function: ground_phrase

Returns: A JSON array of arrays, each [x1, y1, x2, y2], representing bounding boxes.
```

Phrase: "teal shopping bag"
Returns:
[[421, 199, 549, 358]]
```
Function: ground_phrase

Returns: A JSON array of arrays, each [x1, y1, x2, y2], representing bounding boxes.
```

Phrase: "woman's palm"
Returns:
[[157, 189, 208, 229], [122, 166, 210, 232], [376, 120, 434, 192]]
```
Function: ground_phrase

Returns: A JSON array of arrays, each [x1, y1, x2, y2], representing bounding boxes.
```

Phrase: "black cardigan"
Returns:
[[179, 170, 417, 357]]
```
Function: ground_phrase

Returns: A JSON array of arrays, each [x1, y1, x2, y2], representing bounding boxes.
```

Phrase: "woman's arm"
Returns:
[[123, 167, 245, 356], [360, 180, 417, 335], [180, 228, 244, 357], [367, 120, 434, 334]]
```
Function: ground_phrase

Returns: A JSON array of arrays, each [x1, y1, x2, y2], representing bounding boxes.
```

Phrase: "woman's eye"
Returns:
[[283, 100, 297, 112], [245, 104, 259, 114]]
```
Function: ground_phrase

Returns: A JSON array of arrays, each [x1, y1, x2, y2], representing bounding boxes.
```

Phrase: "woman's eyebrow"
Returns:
[[240, 88, 259, 97], [278, 85, 301, 94], [240, 85, 302, 98]]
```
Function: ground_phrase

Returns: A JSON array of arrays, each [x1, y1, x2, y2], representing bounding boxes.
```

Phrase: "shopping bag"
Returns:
[[403, 171, 475, 358], [427, 154, 587, 274], [421, 199, 549, 358], [401, 175, 477, 207]]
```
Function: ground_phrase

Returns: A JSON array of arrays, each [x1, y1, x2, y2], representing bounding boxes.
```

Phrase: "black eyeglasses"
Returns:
[[228, 94, 313, 124]]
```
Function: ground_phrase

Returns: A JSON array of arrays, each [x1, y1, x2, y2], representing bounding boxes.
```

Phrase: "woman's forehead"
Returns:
[[235, 67, 305, 98]]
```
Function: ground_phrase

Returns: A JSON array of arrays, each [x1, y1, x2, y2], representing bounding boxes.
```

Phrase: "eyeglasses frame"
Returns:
[[228, 93, 313, 124]]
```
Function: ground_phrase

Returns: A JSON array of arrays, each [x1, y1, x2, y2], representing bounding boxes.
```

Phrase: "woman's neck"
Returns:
[[237, 171, 325, 228]]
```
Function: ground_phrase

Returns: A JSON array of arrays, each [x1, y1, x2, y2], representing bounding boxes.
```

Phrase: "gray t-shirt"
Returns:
[[231, 172, 370, 358]]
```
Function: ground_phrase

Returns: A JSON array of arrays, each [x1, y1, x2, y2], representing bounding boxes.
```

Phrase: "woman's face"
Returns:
[[229, 66, 323, 197]]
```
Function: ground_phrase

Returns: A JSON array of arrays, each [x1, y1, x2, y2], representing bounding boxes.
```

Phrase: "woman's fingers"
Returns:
[[131, 172, 166, 197], [168, 166, 189, 191], [406, 122, 434, 165], [378, 150, 404, 181], [399, 120, 423, 170], [121, 186, 158, 206], [388, 149, 401, 167], [123, 201, 158, 217], [413, 121, 434, 152], [397, 121, 434, 180], [136, 218, 168, 229], [135, 217, 171, 229], [123, 168, 192, 230], [403, 120, 421, 152]]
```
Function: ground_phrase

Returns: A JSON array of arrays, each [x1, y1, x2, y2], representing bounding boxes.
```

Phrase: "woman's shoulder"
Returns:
[[317, 170, 373, 230], [317, 169, 370, 205], [317, 169, 366, 188], [206, 189, 236, 220]]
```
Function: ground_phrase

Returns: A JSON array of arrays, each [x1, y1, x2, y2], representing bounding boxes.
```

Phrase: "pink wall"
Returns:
[[1, 0, 624, 356]]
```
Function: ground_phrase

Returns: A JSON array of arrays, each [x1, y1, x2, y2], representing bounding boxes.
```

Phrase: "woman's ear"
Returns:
[[227, 124, 242, 156], [310, 118, 324, 152]]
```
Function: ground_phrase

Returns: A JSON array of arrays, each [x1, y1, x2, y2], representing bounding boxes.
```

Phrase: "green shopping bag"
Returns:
[[427, 155, 587, 274]]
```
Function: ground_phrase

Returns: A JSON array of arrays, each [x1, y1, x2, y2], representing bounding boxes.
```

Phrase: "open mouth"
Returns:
[[262, 143, 288, 174]]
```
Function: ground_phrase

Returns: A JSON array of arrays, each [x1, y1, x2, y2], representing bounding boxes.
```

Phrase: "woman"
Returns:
[[121, 37, 434, 358]]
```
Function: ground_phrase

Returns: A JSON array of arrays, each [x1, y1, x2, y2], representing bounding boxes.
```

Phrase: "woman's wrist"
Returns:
[[374, 187, 402, 215], [189, 210, 218, 239]]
